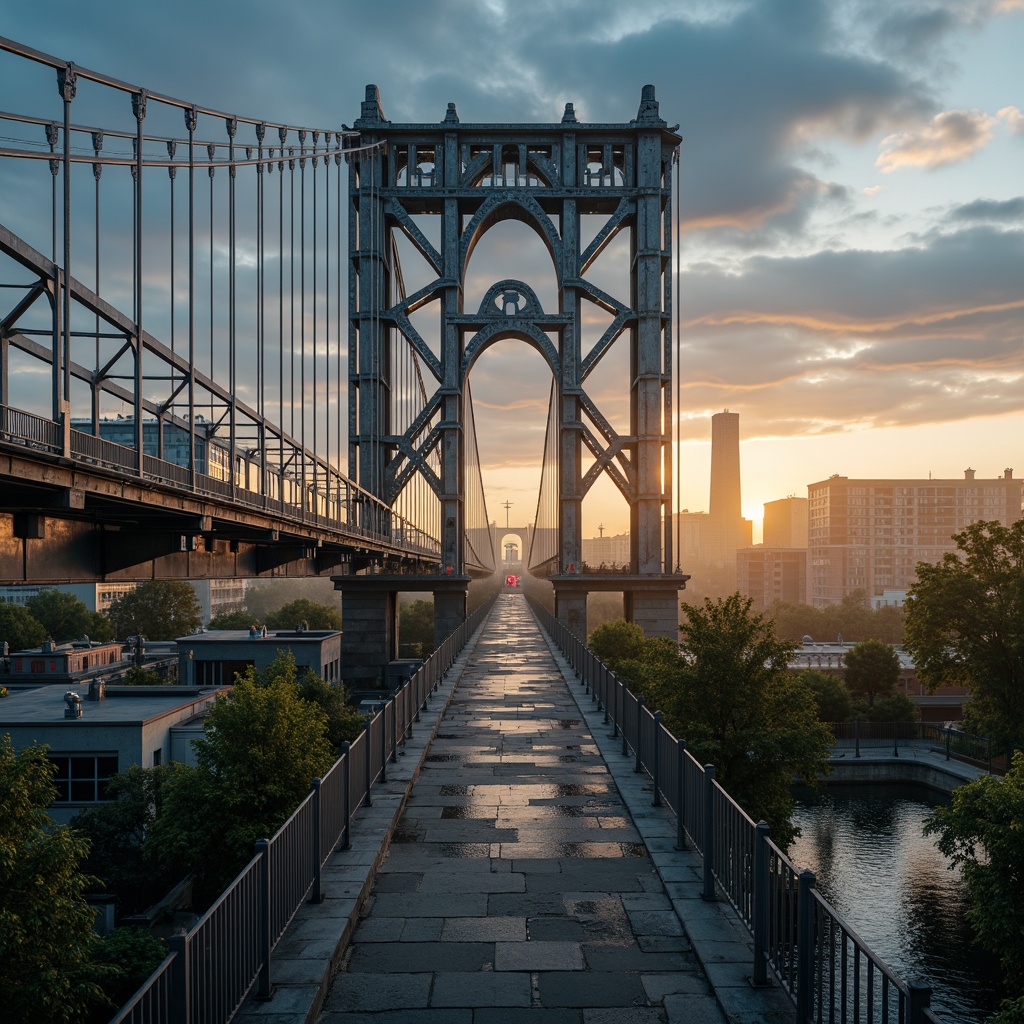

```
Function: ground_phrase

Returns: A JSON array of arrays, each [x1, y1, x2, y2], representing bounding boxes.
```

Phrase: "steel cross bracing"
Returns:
[[0, 38, 441, 582], [349, 86, 687, 636]]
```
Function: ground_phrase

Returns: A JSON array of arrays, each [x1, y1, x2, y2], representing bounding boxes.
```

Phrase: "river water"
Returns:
[[790, 784, 1003, 1024]]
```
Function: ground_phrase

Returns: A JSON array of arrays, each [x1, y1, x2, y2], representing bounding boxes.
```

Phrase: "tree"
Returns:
[[0, 603, 47, 651], [73, 763, 188, 917], [843, 639, 901, 706], [905, 520, 1024, 754], [25, 590, 94, 644], [671, 595, 832, 848], [865, 692, 918, 723], [208, 609, 260, 630], [108, 581, 203, 640], [399, 599, 435, 657], [92, 928, 167, 1015], [121, 665, 168, 686], [799, 669, 853, 723], [265, 598, 341, 631], [925, 751, 1024, 1024], [144, 667, 334, 897], [588, 619, 649, 668], [0, 736, 106, 1024]]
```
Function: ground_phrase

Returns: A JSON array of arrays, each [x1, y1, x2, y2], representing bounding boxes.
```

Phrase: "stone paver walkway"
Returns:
[[318, 596, 725, 1024]]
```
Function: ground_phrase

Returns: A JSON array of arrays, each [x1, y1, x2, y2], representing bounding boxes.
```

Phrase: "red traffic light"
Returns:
[[505, 574, 519, 587]]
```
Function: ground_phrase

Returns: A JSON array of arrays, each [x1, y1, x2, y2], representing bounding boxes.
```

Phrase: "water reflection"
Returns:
[[791, 784, 1003, 1024]]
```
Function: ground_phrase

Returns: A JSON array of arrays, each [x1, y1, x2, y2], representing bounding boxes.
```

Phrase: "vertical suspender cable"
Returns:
[[227, 117, 237, 493], [257, 123, 266, 503], [674, 145, 681, 573], [166, 139, 177, 461], [187, 107, 197, 486], [208, 143, 216, 427], [132, 90, 146, 471], [92, 130, 102, 433], [279, 129, 287, 480], [312, 133, 319, 499], [299, 131, 307, 506]]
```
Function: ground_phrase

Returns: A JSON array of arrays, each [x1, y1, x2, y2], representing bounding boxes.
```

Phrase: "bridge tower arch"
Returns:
[[345, 85, 687, 651]]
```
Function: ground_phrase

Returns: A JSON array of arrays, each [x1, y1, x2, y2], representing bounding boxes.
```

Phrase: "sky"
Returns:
[[2, 0, 1022, 543]]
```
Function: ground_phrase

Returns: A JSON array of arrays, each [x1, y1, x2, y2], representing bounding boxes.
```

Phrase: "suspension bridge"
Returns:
[[0, 39, 958, 1024], [0, 34, 686, 683]]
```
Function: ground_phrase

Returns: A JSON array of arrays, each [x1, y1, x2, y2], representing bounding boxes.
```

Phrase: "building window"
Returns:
[[47, 754, 119, 803]]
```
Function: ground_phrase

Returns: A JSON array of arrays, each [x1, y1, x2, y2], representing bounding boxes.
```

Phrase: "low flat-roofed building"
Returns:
[[177, 627, 342, 687], [2, 638, 129, 687], [0, 682, 228, 823]]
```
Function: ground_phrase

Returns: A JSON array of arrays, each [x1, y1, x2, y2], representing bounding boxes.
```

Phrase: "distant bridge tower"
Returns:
[[344, 84, 686, 649]]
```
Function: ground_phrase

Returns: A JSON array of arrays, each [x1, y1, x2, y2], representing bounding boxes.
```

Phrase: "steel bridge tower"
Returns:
[[343, 84, 686, 653]]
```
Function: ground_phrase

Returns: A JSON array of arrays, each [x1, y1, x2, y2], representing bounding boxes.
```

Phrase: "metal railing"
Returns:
[[110, 598, 493, 1024], [828, 719, 1003, 773], [528, 597, 943, 1024], [0, 403, 440, 561]]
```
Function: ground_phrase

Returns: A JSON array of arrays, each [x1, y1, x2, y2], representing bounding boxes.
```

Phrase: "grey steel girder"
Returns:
[[348, 85, 681, 580]]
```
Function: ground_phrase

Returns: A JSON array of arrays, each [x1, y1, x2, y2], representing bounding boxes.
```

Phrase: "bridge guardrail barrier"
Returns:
[[527, 595, 942, 1024], [1, 403, 441, 561], [109, 597, 494, 1024]]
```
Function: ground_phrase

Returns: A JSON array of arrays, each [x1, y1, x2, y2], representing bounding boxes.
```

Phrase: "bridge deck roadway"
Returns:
[[239, 595, 791, 1024]]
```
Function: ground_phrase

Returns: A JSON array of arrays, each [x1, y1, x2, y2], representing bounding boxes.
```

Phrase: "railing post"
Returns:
[[621, 684, 629, 757], [652, 711, 662, 806], [752, 821, 770, 987], [894, 724, 900, 758], [796, 868, 816, 1023], [945, 726, 951, 761], [701, 765, 716, 900], [167, 933, 190, 1024], [855, 718, 861, 759], [635, 696, 645, 773], [364, 718, 373, 806], [309, 777, 324, 903], [256, 837, 274, 1000], [611, 675, 619, 738], [602, 665, 610, 723], [340, 741, 351, 850], [675, 739, 687, 850], [907, 981, 932, 1024]]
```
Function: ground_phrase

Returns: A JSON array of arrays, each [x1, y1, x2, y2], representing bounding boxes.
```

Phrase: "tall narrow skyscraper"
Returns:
[[709, 410, 741, 521]]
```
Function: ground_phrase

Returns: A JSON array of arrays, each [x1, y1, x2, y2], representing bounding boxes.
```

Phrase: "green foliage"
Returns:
[[72, 763, 188, 916], [208, 609, 260, 630], [25, 589, 96, 644], [108, 581, 203, 641], [799, 669, 853, 723], [297, 673, 365, 751], [863, 692, 918, 723], [121, 665, 168, 686], [244, 579, 337, 620], [144, 664, 335, 896], [0, 603, 47, 651], [905, 520, 1024, 754], [265, 598, 341, 631], [843, 639, 901, 706], [767, 594, 905, 645], [92, 928, 166, 1012], [588, 619, 648, 668], [399, 599, 435, 657], [925, 751, 1024, 1020], [668, 595, 832, 848], [0, 736, 106, 1024]]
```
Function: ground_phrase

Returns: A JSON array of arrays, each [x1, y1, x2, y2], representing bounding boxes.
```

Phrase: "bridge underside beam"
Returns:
[[0, 453, 431, 582]]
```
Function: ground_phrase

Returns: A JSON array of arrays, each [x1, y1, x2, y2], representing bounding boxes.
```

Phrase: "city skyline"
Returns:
[[2, 1, 1021, 546]]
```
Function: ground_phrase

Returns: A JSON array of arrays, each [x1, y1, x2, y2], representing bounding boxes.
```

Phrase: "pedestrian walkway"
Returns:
[[318, 596, 730, 1024]]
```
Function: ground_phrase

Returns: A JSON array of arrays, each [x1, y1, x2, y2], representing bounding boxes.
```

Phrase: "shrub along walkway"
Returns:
[[316, 596, 778, 1024]]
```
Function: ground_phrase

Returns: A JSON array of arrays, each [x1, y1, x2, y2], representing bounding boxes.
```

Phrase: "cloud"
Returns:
[[863, 185, 884, 196], [876, 109, 995, 172], [949, 196, 1024, 222], [998, 105, 1024, 135]]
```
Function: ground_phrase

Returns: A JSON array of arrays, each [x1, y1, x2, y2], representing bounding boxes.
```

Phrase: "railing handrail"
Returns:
[[1, 403, 441, 561], [526, 595, 942, 1024], [108, 596, 495, 1024]]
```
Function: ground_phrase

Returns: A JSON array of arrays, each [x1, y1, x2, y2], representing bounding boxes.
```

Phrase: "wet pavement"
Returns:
[[318, 595, 725, 1024]]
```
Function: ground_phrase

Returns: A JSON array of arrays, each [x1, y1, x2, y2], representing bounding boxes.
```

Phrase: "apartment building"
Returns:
[[807, 468, 1023, 607]]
